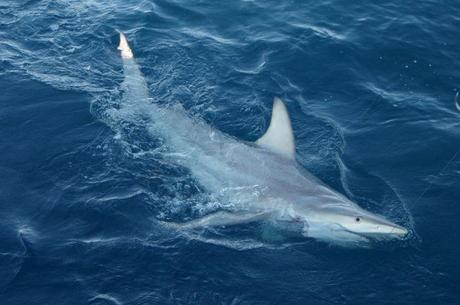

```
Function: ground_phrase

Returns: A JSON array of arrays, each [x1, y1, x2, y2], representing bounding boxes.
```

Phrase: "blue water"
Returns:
[[1, 0, 460, 304]]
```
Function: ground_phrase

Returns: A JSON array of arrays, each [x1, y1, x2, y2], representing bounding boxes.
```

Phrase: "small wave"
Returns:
[[88, 294, 122, 305], [180, 27, 245, 46], [362, 82, 456, 115], [455, 92, 460, 112], [234, 51, 270, 75], [290, 22, 347, 40], [91, 187, 147, 203]]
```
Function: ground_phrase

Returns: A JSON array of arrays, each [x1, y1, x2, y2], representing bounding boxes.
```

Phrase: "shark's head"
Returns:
[[254, 97, 409, 245], [303, 204, 409, 241]]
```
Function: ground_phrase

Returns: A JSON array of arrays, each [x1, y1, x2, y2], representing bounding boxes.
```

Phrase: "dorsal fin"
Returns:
[[256, 97, 296, 159]]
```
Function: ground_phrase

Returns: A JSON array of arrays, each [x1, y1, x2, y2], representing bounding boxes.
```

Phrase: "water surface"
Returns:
[[1, 0, 460, 304]]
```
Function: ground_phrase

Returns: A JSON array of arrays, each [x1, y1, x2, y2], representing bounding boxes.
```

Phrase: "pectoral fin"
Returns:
[[164, 211, 270, 230]]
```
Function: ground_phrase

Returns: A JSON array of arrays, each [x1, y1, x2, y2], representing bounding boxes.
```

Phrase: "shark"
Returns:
[[116, 32, 409, 245]]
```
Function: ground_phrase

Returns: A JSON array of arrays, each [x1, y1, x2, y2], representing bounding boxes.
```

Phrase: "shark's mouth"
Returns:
[[338, 224, 409, 243], [301, 222, 372, 245]]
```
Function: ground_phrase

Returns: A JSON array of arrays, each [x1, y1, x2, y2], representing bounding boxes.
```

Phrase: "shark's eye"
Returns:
[[355, 217, 361, 222]]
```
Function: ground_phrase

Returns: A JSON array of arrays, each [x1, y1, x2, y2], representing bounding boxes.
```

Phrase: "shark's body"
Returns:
[[117, 33, 408, 245]]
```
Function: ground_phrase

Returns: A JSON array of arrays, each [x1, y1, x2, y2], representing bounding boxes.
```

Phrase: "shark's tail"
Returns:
[[116, 31, 151, 111], [118, 32, 134, 59]]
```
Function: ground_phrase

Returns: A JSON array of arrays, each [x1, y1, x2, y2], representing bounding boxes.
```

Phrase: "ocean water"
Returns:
[[1, 0, 460, 304]]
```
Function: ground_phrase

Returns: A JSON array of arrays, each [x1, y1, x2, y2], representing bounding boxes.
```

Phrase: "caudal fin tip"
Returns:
[[117, 31, 134, 59]]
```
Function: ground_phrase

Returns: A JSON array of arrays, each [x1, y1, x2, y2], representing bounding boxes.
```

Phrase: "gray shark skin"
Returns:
[[116, 33, 409, 246]]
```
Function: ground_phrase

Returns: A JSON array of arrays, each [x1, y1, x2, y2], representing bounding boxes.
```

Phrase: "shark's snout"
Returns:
[[364, 219, 409, 239], [389, 224, 409, 237], [373, 216, 409, 237]]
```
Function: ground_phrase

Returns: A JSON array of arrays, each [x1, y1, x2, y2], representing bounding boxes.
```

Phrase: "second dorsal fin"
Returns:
[[256, 97, 296, 159]]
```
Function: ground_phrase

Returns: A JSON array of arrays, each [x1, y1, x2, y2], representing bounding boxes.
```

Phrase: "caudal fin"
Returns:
[[118, 32, 134, 59]]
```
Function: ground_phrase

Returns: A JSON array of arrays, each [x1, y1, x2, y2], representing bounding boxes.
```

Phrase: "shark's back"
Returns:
[[117, 32, 354, 211]]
